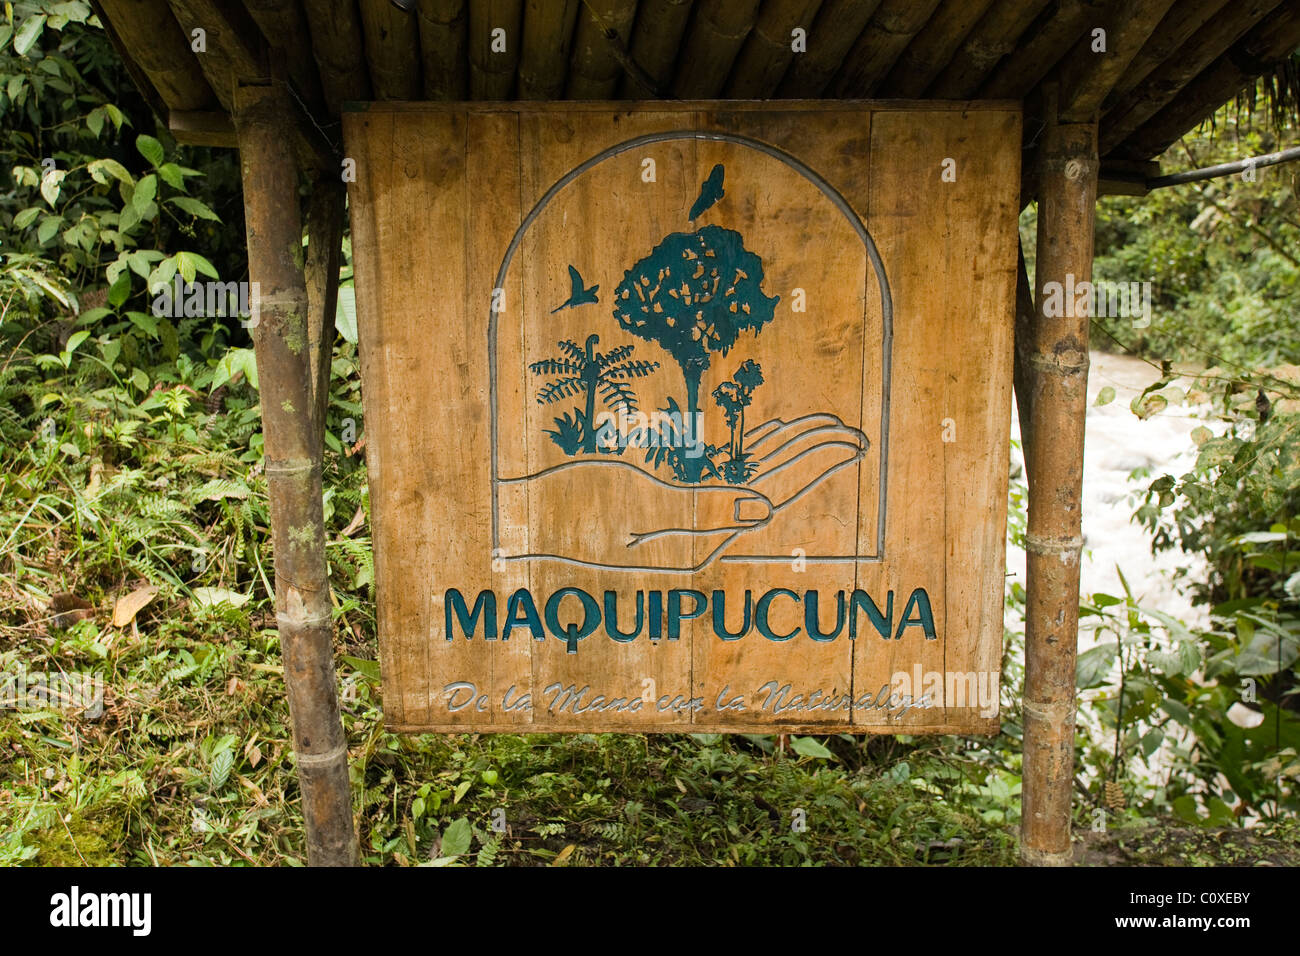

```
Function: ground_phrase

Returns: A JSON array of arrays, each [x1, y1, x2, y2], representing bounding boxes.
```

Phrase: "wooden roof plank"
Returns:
[[94, 0, 217, 113], [518, 0, 582, 100], [671, 0, 761, 99], [1119, 0, 1300, 158], [470, 0, 523, 99], [723, 0, 824, 99], [877, 0, 997, 99], [1101, 0, 1231, 109], [925, 0, 1051, 98], [417, 0, 468, 100], [774, 0, 881, 97], [358, 0, 421, 100], [243, 0, 325, 108], [621, 0, 695, 96], [979, 0, 1111, 100], [301, 0, 371, 111], [827, 0, 944, 98], [164, 0, 268, 107], [1099, 0, 1282, 154], [566, 0, 639, 99], [1058, 0, 1176, 122]]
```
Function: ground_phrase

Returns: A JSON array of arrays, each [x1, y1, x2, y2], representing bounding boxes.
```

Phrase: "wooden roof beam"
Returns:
[[566, 0, 638, 100], [979, 0, 1110, 100], [518, 0, 582, 100], [242, 0, 325, 109], [877, 0, 996, 99], [1056, 0, 1176, 122], [1117, 1, 1300, 159], [926, 0, 1051, 99], [621, 0, 694, 96], [469, 0, 523, 99], [827, 0, 944, 98], [1099, 0, 1282, 154], [358, 0, 421, 100], [723, 0, 824, 99], [417, 0, 468, 100], [301, 0, 371, 112], [774, 0, 881, 98], [1100, 0, 1230, 109], [164, 0, 267, 109], [671, 0, 761, 99], [94, 0, 218, 113]]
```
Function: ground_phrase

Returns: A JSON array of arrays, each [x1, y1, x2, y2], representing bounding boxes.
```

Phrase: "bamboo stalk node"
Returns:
[[275, 610, 333, 629], [293, 741, 349, 766], [1022, 698, 1077, 723], [1026, 351, 1089, 375], [1024, 531, 1083, 557], [265, 457, 317, 476], [1019, 846, 1073, 867]]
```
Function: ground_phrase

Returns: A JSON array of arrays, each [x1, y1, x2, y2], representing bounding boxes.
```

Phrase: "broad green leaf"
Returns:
[[131, 173, 157, 215], [107, 269, 131, 307], [87, 158, 132, 185], [335, 284, 357, 343], [13, 14, 46, 56], [136, 134, 164, 168], [157, 162, 185, 189], [790, 735, 834, 759], [130, 367, 150, 392], [104, 104, 124, 129], [13, 207, 40, 229], [168, 196, 220, 221], [441, 817, 472, 857], [341, 655, 381, 681], [192, 587, 251, 609], [1076, 643, 1117, 689], [36, 215, 62, 244], [64, 330, 91, 354], [1094, 385, 1115, 406], [40, 167, 65, 206], [177, 250, 219, 279]]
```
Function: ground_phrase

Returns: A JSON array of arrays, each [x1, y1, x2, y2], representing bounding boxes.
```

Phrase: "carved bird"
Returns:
[[689, 164, 725, 221], [551, 265, 599, 313]]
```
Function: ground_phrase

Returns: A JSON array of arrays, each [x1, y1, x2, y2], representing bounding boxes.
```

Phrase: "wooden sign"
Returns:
[[344, 102, 1021, 733]]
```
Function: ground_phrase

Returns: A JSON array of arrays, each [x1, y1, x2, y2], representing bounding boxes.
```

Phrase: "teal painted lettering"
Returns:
[[603, 590, 644, 642], [756, 588, 801, 641], [895, 588, 937, 639], [711, 589, 752, 641], [668, 589, 707, 640], [850, 589, 893, 640], [545, 587, 601, 653], [648, 590, 663, 640], [502, 588, 544, 641], [445, 589, 497, 641], [804, 589, 845, 642]]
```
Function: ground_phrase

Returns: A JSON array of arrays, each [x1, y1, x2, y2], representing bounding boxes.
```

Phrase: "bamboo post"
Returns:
[[1019, 101, 1097, 867], [234, 79, 358, 866]]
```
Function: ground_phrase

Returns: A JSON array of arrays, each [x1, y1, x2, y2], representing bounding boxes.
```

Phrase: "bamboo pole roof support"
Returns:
[[826, 0, 943, 98], [518, 0, 582, 100], [469, 0, 524, 99], [1097, 0, 1229, 110], [93, 0, 219, 113], [417, 0, 469, 100], [234, 79, 357, 867], [1019, 92, 1097, 867], [1056, 0, 1176, 122], [301, 0, 372, 112], [620, 0, 697, 96], [671, 0, 761, 99], [358, 0, 422, 100], [723, 0, 824, 99], [925, 0, 1051, 99], [566, 0, 638, 99], [980, 0, 1110, 100], [877, 0, 997, 99], [1099, 0, 1282, 154], [774, 0, 881, 97]]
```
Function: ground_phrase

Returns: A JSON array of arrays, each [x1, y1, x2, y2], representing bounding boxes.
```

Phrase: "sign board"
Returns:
[[344, 102, 1020, 733]]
